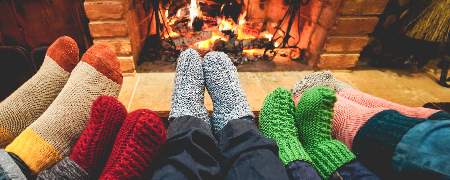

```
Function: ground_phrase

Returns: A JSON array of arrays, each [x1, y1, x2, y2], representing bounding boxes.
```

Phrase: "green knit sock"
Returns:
[[294, 86, 355, 179], [259, 87, 311, 165]]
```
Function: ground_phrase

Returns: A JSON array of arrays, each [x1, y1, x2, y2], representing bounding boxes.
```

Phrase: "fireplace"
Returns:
[[83, 0, 388, 73]]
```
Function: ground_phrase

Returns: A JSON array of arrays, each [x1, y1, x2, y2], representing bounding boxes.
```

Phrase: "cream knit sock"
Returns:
[[0, 36, 79, 147], [5, 44, 123, 174]]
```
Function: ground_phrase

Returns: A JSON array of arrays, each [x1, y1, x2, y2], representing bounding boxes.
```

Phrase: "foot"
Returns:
[[203, 51, 253, 134], [259, 87, 311, 165], [169, 49, 208, 122], [100, 109, 166, 179]]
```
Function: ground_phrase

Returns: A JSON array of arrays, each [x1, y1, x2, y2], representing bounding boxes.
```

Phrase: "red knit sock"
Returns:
[[69, 96, 127, 178], [337, 88, 439, 118], [99, 109, 166, 180]]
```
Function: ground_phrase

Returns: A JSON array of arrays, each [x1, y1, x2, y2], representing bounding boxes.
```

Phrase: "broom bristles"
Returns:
[[406, 0, 450, 43]]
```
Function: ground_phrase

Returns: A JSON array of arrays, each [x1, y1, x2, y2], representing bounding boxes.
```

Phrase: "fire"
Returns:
[[260, 31, 273, 41], [189, 0, 202, 28], [218, 17, 236, 32], [194, 32, 223, 50], [236, 11, 255, 40]]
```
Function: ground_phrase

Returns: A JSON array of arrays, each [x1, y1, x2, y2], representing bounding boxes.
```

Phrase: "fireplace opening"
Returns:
[[136, 0, 333, 72]]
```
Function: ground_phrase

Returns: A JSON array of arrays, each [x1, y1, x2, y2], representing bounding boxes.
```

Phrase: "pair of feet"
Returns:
[[0, 36, 123, 173], [50, 96, 165, 179], [169, 49, 253, 134], [260, 87, 355, 179]]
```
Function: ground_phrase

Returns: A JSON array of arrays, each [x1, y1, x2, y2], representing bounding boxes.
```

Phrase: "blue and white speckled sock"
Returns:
[[203, 51, 253, 134], [169, 49, 209, 123]]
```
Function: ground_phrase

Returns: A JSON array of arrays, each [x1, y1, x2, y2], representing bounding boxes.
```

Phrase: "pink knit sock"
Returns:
[[337, 88, 439, 119], [331, 95, 386, 149]]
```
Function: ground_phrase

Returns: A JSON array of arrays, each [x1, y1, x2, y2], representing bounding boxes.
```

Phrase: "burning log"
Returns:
[[171, 31, 213, 48], [212, 36, 273, 52]]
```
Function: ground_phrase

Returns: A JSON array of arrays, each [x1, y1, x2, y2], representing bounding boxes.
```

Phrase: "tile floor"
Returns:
[[118, 69, 450, 117]]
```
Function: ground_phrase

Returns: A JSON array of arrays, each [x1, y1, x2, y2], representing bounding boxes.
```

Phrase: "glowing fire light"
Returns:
[[189, 0, 201, 28], [218, 17, 236, 32], [260, 31, 273, 41]]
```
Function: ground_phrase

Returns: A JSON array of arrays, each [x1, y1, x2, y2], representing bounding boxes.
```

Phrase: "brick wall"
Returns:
[[84, 0, 147, 73], [318, 0, 389, 69]]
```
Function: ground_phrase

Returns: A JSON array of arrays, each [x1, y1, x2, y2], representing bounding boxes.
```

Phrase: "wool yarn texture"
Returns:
[[5, 44, 123, 174], [169, 49, 209, 122], [203, 51, 253, 134], [100, 109, 166, 179], [0, 36, 79, 147], [294, 86, 355, 179], [259, 87, 312, 165]]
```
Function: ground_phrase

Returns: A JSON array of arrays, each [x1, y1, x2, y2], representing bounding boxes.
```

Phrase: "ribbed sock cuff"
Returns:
[[277, 138, 312, 165], [37, 157, 88, 180], [306, 140, 355, 179], [353, 110, 423, 176], [428, 111, 450, 120], [5, 128, 62, 174]]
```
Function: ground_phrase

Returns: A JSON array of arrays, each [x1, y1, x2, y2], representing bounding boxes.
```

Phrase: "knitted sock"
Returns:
[[353, 110, 423, 178], [69, 96, 127, 178], [294, 86, 355, 179], [169, 49, 208, 122], [337, 88, 439, 119], [203, 51, 253, 133], [5, 44, 123, 174], [99, 109, 166, 179], [331, 95, 386, 149], [0, 36, 79, 147], [259, 87, 311, 165], [292, 71, 351, 100], [37, 96, 126, 179]]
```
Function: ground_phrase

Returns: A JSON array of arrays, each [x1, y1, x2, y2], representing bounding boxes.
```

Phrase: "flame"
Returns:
[[195, 32, 222, 50], [189, 0, 201, 28], [236, 11, 255, 40], [218, 17, 236, 32], [260, 31, 273, 41]]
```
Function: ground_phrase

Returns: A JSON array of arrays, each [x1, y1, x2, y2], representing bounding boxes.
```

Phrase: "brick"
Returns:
[[330, 17, 379, 36], [94, 38, 132, 56], [89, 21, 128, 38], [324, 36, 369, 53], [84, 1, 124, 20], [339, 0, 388, 15], [318, 53, 359, 69], [118, 56, 136, 73]]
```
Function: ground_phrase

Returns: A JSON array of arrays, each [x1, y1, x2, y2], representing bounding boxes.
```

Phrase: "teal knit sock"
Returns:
[[259, 87, 311, 165], [294, 86, 355, 179]]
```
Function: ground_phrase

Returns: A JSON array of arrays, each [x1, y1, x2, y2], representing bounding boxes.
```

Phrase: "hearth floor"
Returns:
[[118, 69, 450, 117]]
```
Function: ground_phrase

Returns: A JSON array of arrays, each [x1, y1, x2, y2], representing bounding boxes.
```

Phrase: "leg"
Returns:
[[151, 116, 222, 180], [335, 160, 379, 180], [259, 87, 320, 180], [0, 36, 79, 147], [152, 49, 221, 180], [217, 118, 290, 180], [353, 110, 436, 179], [5, 44, 122, 174], [392, 119, 450, 178], [36, 96, 127, 179]]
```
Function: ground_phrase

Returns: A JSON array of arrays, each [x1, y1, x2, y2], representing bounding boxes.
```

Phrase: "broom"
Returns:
[[405, 0, 449, 43]]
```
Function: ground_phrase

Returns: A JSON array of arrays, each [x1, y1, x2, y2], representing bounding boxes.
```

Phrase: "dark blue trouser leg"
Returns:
[[216, 117, 290, 180]]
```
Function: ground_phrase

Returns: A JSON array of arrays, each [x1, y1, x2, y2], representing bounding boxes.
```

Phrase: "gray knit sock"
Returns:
[[203, 52, 253, 133], [169, 48, 209, 122], [37, 157, 88, 180], [292, 71, 352, 98], [0, 149, 26, 180]]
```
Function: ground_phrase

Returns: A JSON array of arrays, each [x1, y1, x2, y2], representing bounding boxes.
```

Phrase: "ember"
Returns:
[[143, 0, 313, 65]]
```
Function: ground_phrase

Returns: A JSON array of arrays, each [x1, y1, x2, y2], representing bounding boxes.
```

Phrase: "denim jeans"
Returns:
[[151, 115, 289, 180]]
